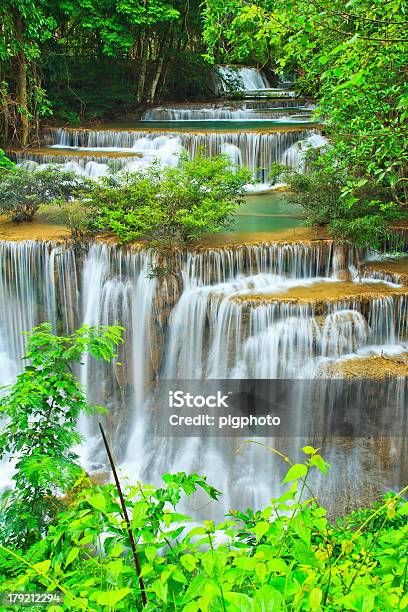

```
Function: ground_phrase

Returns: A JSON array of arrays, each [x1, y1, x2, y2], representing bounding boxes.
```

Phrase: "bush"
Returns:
[[0, 149, 13, 169], [0, 323, 123, 549], [84, 152, 251, 274], [0, 166, 90, 222], [284, 151, 404, 250], [0, 446, 407, 610]]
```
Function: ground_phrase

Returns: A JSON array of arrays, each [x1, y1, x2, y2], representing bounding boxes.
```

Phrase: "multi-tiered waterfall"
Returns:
[[17, 124, 322, 188], [14, 76, 320, 188], [3, 69, 407, 517], [0, 239, 407, 515]]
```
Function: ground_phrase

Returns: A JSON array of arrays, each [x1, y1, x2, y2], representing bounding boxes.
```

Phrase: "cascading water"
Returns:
[[281, 132, 328, 169], [141, 105, 312, 121], [0, 239, 407, 516], [39, 127, 320, 185], [218, 66, 270, 91]]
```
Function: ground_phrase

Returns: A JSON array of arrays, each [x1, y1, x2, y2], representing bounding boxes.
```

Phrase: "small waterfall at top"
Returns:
[[218, 66, 270, 91], [0, 239, 407, 516]]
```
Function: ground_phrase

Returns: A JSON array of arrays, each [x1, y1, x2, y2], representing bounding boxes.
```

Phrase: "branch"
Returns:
[[99, 423, 147, 607]]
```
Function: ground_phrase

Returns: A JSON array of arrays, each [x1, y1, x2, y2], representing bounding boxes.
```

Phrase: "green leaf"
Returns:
[[145, 546, 157, 562], [224, 592, 254, 611], [88, 492, 106, 513], [282, 463, 308, 483], [292, 513, 311, 545], [183, 575, 209, 603], [151, 578, 168, 603], [131, 501, 148, 527], [254, 586, 283, 611], [33, 560, 51, 574], [253, 521, 270, 541], [310, 588, 322, 610], [91, 588, 131, 606], [65, 547, 80, 567], [255, 562, 267, 583], [302, 446, 317, 455], [309, 455, 329, 476], [397, 502, 408, 515], [267, 558, 288, 574], [180, 553, 198, 572]]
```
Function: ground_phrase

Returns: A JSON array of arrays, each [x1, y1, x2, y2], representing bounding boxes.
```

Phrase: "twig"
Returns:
[[99, 422, 147, 607]]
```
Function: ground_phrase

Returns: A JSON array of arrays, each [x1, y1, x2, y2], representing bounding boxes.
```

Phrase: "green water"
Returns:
[[231, 191, 304, 233]]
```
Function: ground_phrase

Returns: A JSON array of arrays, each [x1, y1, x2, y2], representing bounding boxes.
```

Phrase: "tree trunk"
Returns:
[[12, 9, 29, 147], [136, 36, 148, 104], [0, 67, 10, 142], [147, 57, 164, 105]]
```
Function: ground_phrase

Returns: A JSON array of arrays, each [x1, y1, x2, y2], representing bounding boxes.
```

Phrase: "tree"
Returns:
[[40, 0, 211, 123], [0, 165, 90, 222], [203, 0, 408, 244], [282, 151, 403, 249], [84, 152, 251, 275], [0, 0, 55, 145], [0, 323, 123, 549]]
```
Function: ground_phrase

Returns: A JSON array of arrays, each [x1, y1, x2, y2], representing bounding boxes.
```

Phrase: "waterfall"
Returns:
[[0, 241, 78, 385], [16, 153, 137, 176], [141, 105, 312, 121], [281, 133, 329, 169], [218, 66, 270, 91], [0, 239, 407, 516], [43, 127, 319, 183]]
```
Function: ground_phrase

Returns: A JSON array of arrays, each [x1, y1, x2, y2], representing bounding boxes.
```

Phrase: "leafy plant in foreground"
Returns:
[[1, 444, 406, 610], [0, 323, 123, 549]]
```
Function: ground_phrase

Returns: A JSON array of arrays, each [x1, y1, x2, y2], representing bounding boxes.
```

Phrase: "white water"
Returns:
[[218, 66, 270, 91], [28, 127, 321, 187], [0, 240, 407, 515], [141, 106, 312, 121], [282, 133, 328, 169]]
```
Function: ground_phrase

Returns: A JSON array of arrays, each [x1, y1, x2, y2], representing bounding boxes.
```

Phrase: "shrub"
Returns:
[[0, 166, 90, 222], [0, 323, 123, 549], [84, 152, 251, 274], [0, 445, 407, 610], [284, 151, 403, 249], [0, 149, 13, 169]]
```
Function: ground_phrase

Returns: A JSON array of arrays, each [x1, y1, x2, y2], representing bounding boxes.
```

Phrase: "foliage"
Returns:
[[82, 152, 251, 273], [203, 0, 408, 240], [0, 446, 407, 610], [0, 323, 123, 549], [282, 151, 403, 249], [203, 0, 271, 65], [1, 0, 214, 138], [0, 148, 14, 169], [0, 166, 90, 222], [53, 201, 95, 245], [0, 0, 56, 144]]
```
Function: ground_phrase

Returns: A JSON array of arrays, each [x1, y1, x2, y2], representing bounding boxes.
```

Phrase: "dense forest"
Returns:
[[0, 0, 213, 143]]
